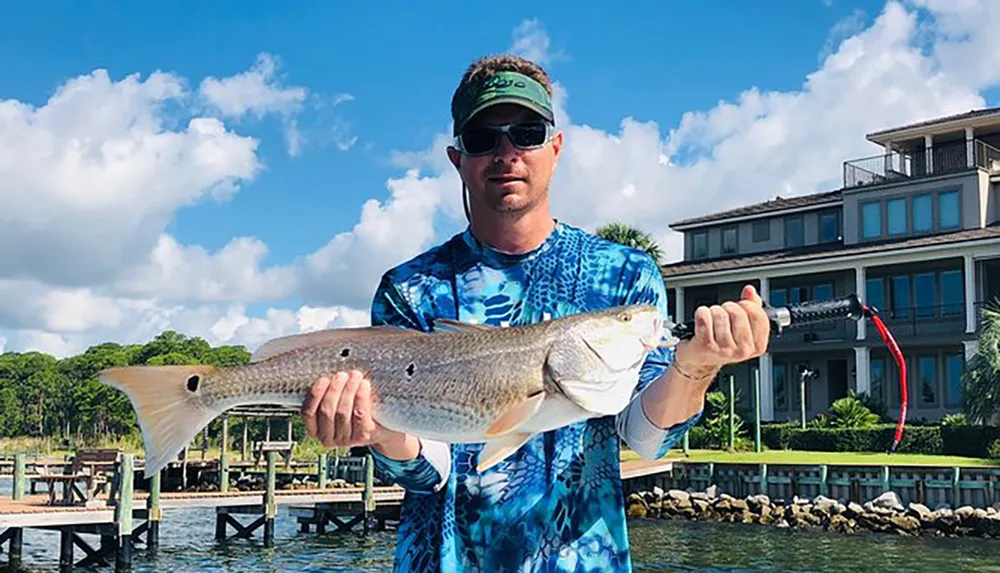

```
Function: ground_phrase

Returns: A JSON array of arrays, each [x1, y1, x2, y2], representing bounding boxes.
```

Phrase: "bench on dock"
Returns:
[[29, 448, 122, 506], [252, 440, 296, 467]]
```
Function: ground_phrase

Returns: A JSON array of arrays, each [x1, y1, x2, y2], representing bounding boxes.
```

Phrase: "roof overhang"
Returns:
[[867, 109, 1000, 146], [669, 199, 843, 232]]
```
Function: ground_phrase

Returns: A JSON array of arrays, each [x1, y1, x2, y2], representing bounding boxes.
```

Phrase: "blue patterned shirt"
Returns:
[[368, 221, 700, 573]]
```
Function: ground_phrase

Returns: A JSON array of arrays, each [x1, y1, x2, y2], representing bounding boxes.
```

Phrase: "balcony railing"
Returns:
[[843, 138, 1000, 189], [867, 303, 966, 338]]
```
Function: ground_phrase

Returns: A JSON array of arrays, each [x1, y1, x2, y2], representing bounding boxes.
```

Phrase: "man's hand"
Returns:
[[301, 371, 414, 457], [672, 284, 771, 382]]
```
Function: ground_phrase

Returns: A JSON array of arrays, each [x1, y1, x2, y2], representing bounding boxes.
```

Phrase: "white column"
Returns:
[[964, 340, 979, 360], [674, 287, 685, 324], [759, 353, 774, 422], [854, 346, 870, 396], [925, 134, 934, 174], [855, 265, 867, 340], [966, 127, 975, 168], [965, 254, 976, 333], [884, 142, 893, 174], [759, 276, 770, 304]]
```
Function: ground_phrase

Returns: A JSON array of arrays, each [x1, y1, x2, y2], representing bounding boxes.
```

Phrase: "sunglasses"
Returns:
[[455, 121, 553, 156]]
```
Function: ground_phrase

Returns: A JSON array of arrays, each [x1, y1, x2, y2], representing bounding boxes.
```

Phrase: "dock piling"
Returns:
[[264, 451, 277, 547], [147, 469, 161, 553], [115, 453, 135, 573]]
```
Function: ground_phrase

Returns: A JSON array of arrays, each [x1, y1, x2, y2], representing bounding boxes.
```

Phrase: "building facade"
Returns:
[[661, 108, 1000, 424]]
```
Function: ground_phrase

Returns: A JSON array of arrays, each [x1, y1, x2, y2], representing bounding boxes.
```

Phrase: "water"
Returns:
[[3, 479, 1000, 572]]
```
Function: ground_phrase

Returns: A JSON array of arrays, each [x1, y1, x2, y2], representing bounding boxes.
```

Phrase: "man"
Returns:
[[301, 54, 770, 572]]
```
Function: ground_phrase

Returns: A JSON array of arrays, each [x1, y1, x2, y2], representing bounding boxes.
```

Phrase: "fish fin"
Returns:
[[251, 325, 422, 362], [98, 365, 221, 478], [431, 318, 494, 333], [485, 392, 546, 437], [477, 432, 535, 472]]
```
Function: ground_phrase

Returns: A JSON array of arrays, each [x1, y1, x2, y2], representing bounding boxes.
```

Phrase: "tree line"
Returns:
[[0, 331, 252, 441]]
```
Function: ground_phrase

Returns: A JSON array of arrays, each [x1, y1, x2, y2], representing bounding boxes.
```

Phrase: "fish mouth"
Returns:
[[641, 316, 665, 351]]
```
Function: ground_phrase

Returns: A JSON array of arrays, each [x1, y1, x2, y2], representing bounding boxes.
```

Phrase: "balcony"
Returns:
[[868, 303, 967, 339], [843, 138, 1000, 189]]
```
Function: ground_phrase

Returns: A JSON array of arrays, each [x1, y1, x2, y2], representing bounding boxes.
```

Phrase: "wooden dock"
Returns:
[[1, 451, 676, 572]]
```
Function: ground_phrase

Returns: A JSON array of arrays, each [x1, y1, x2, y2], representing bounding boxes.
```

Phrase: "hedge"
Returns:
[[752, 423, 1000, 458]]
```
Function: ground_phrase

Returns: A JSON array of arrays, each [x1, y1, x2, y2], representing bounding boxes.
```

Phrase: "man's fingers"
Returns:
[[301, 376, 332, 439], [724, 301, 753, 359], [334, 370, 363, 446], [351, 377, 377, 444], [694, 305, 714, 346], [317, 372, 347, 447], [710, 305, 733, 351]]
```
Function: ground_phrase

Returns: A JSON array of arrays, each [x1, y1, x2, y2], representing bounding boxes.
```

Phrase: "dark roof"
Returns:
[[867, 107, 1000, 140], [669, 189, 842, 229], [662, 226, 1000, 278]]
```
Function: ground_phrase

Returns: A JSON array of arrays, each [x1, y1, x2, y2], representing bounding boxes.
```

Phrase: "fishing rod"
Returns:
[[668, 294, 908, 453]]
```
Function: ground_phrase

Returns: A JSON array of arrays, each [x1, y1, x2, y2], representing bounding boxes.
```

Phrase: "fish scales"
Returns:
[[199, 319, 565, 435], [97, 304, 665, 477]]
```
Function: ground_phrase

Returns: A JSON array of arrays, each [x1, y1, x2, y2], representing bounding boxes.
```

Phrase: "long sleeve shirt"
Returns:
[[367, 221, 700, 573]]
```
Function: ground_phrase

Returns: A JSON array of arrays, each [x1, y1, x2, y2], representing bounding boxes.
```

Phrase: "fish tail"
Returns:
[[99, 365, 222, 478]]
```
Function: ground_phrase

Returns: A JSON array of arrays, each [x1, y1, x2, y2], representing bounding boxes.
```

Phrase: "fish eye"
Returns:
[[620, 313, 631, 322]]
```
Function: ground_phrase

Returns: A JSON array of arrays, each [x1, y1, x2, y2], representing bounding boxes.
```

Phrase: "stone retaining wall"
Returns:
[[626, 485, 1000, 538]]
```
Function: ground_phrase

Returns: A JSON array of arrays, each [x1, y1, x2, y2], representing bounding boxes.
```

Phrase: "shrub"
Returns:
[[988, 440, 1000, 460]]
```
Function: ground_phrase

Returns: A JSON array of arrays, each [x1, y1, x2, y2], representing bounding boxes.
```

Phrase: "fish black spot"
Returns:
[[341, 348, 350, 358], [406, 363, 415, 377], [186, 375, 200, 393]]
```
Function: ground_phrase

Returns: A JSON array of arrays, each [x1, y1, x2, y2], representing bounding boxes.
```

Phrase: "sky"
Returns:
[[1, 0, 999, 357]]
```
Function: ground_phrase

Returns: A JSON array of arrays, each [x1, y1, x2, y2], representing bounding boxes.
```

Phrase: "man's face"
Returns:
[[448, 103, 563, 215]]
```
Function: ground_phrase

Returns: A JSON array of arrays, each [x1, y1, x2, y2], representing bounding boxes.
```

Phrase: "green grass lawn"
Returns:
[[622, 448, 1000, 467]]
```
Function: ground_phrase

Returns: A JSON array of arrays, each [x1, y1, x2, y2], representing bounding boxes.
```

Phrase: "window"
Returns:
[[913, 194, 932, 233], [753, 220, 770, 242], [887, 197, 907, 235], [945, 354, 964, 406], [940, 270, 964, 316], [866, 277, 885, 312], [788, 286, 806, 304], [940, 190, 960, 229], [918, 355, 937, 406], [692, 232, 708, 259], [914, 272, 935, 317], [862, 202, 882, 238], [890, 275, 911, 318], [869, 357, 885, 404], [768, 288, 787, 308], [722, 227, 738, 255], [820, 211, 840, 243], [773, 363, 787, 412], [785, 216, 804, 247], [813, 283, 834, 302]]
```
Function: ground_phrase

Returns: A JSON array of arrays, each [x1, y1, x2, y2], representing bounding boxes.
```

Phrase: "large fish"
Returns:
[[98, 304, 666, 478]]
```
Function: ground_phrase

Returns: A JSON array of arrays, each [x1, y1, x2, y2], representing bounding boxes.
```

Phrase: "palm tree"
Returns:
[[961, 297, 1000, 425], [595, 222, 663, 266]]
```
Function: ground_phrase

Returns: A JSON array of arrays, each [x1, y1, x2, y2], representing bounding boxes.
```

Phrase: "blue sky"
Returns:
[[1, 0, 892, 264], [2, 0, 999, 354]]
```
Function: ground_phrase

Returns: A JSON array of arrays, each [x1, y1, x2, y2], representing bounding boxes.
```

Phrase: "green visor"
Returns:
[[452, 71, 554, 136]]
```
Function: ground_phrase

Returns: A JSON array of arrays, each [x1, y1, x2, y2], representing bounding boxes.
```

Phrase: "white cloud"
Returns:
[[4, 2, 1000, 357], [199, 53, 308, 119], [0, 68, 262, 289], [113, 234, 298, 303]]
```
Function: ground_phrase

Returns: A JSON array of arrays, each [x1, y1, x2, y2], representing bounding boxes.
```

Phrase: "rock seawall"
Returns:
[[626, 486, 1000, 538]]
